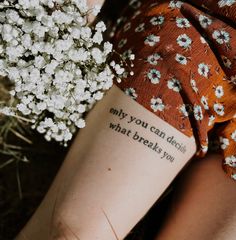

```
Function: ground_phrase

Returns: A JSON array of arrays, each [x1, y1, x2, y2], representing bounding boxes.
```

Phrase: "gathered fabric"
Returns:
[[111, 0, 236, 180]]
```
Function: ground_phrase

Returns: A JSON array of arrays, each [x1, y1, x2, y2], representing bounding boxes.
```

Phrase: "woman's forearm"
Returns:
[[16, 85, 196, 240]]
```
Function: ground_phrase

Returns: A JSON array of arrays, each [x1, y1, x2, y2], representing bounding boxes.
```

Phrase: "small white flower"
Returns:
[[212, 30, 230, 44], [0, 107, 15, 116], [208, 115, 215, 126], [218, 0, 236, 7], [194, 105, 203, 121], [129, 0, 142, 9], [17, 103, 31, 115], [93, 31, 103, 44], [169, 0, 183, 9], [198, 63, 210, 78], [215, 85, 224, 98], [91, 47, 105, 64], [213, 103, 225, 116], [175, 53, 187, 65], [224, 155, 236, 167], [150, 97, 165, 112], [201, 144, 208, 153], [190, 79, 198, 93], [118, 38, 127, 48], [179, 104, 189, 117], [231, 130, 236, 142], [230, 75, 236, 85], [221, 56, 232, 68], [135, 23, 145, 32], [125, 88, 138, 100], [123, 22, 131, 32], [198, 15, 212, 28], [147, 69, 161, 84], [147, 53, 162, 65], [201, 96, 209, 110], [176, 17, 191, 28], [144, 34, 160, 46], [167, 78, 182, 92], [231, 174, 236, 180], [150, 16, 165, 26], [176, 34, 192, 49], [219, 137, 230, 149], [0, 0, 119, 144], [121, 49, 135, 62], [200, 36, 207, 44]]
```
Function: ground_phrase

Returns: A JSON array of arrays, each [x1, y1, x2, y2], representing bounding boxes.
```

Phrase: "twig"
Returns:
[[9, 128, 32, 144], [0, 158, 15, 169], [16, 160, 23, 199]]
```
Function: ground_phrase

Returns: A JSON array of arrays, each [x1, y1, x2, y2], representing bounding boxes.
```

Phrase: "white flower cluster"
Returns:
[[0, 0, 126, 145]]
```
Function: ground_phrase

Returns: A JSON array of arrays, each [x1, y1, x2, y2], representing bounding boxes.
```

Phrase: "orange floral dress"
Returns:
[[111, 0, 236, 180]]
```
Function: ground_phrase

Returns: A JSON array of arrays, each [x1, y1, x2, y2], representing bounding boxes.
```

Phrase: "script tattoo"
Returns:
[[108, 107, 187, 163]]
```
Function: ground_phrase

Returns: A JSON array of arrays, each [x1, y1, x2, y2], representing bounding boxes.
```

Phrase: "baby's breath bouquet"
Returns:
[[0, 0, 127, 145]]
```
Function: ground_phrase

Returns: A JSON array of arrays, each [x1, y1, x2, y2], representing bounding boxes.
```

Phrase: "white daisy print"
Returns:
[[167, 78, 182, 92], [194, 105, 203, 121], [147, 53, 162, 65], [132, 10, 141, 19], [198, 62, 210, 78], [208, 115, 215, 126], [201, 96, 209, 110], [198, 15, 212, 28], [224, 155, 236, 167], [212, 30, 230, 44], [144, 34, 160, 46], [118, 38, 127, 49], [169, 0, 183, 9], [221, 56, 232, 68], [213, 103, 225, 116], [190, 79, 198, 93], [129, 0, 142, 9], [179, 104, 189, 117], [219, 136, 230, 149], [218, 0, 236, 8], [150, 97, 165, 112], [176, 34, 192, 49], [231, 174, 236, 180], [201, 144, 208, 153], [200, 36, 207, 44], [150, 16, 165, 26], [135, 23, 145, 32], [123, 22, 131, 32], [125, 88, 138, 100], [176, 17, 191, 28], [230, 75, 236, 84], [122, 49, 133, 60], [231, 130, 236, 142], [175, 53, 188, 65], [147, 69, 161, 84], [215, 85, 224, 98]]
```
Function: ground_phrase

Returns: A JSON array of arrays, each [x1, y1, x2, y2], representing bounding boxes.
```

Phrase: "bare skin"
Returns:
[[155, 153, 236, 240], [16, 86, 196, 240]]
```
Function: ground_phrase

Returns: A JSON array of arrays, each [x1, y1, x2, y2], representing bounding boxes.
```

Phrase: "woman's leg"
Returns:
[[16, 85, 196, 240], [155, 153, 236, 240]]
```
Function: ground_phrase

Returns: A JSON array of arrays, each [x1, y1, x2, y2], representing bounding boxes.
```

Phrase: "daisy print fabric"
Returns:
[[111, 0, 236, 180]]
